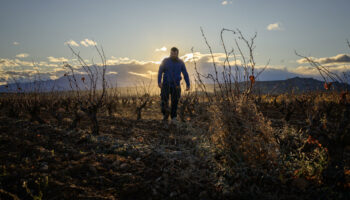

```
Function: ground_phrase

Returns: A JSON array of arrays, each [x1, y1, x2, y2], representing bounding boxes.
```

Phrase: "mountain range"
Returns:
[[0, 75, 348, 94]]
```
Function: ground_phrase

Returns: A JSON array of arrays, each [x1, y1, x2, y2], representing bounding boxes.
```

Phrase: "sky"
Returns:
[[1, 0, 350, 85]]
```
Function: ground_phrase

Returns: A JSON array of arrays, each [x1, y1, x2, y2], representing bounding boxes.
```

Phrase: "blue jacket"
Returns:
[[158, 57, 190, 87]]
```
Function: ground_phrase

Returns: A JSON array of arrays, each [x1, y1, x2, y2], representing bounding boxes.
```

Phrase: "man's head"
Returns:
[[170, 47, 179, 60]]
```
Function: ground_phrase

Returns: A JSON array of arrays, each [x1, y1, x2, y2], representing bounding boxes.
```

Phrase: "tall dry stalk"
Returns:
[[191, 27, 277, 172], [63, 44, 108, 135]]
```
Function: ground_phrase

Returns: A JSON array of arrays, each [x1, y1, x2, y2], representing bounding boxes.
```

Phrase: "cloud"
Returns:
[[292, 63, 350, 75], [5, 51, 348, 88], [80, 39, 97, 47], [0, 58, 59, 71], [293, 54, 350, 78], [0, 58, 33, 68], [297, 54, 350, 64], [221, 1, 232, 5], [107, 56, 157, 65], [128, 71, 157, 79], [267, 22, 283, 31], [155, 46, 167, 52], [47, 56, 68, 63], [64, 39, 96, 47], [0, 57, 64, 84], [64, 40, 79, 47], [290, 66, 318, 76], [180, 52, 242, 65], [0, 70, 62, 84], [37, 61, 59, 68], [107, 71, 118, 75], [15, 53, 29, 58], [0, 52, 281, 84], [2, 52, 246, 87], [49, 75, 60, 80], [13, 42, 19, 45]]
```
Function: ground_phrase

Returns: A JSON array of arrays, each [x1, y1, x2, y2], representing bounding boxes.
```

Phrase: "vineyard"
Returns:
[[1, 29, 350, 200]]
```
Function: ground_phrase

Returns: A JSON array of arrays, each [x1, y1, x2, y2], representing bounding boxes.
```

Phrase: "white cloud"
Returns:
[[107, 71, 118, 75], [290, 66, 318, 76], [37, 61, 58, 68], [107, 57, 130, 65], [290, 64, 350, 76], [80, 38, 97, 47], [47, 56, 68, 63], [0, 58, 34, 68], [108, 52, 237, 67], [64, 40, 79, 47], [49, 75, 59, 80], [297, 54, 350, 64], [221, 1, 232, 5], [13, 42, 19, 45], [106, 56, 156, 65], [0, 57, 65, 84], [16, 53, 29, 58], [128, 71, 157, 79], [180, 52, 242, 66], [293, 54, 350, 77], [267, 22, 283, 31], [0, 58, 61, 70], [8, 51, 348, 88], [155, 46, 167, 52]]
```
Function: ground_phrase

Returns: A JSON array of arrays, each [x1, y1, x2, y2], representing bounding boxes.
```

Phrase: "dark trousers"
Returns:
[[160, 84, 181, 119]]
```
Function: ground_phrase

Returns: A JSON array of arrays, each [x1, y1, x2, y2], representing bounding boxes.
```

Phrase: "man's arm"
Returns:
[[181, 62, 190, 89], [158, 59, 165, 88]]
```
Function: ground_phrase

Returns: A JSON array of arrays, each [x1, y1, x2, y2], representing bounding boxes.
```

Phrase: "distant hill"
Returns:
[[204, 77, 349, 95], [0, 76, 348, 94], [0, 72, 153, 93], [251, 77, 349, 94]]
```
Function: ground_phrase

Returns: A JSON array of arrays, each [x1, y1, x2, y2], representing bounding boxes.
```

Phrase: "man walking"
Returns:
[[158, 47, 190, 122]]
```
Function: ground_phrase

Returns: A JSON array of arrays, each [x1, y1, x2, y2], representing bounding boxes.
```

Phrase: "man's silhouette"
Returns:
[[158, 47, 190, 122]]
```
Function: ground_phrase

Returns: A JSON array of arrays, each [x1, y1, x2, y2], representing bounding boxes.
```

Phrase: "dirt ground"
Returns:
[[0, 107, 223, 200], [0, 100, 349, 199]]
